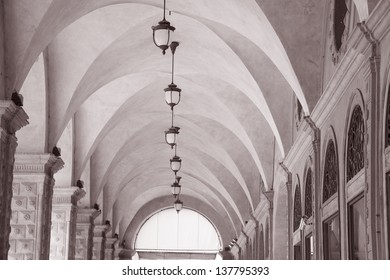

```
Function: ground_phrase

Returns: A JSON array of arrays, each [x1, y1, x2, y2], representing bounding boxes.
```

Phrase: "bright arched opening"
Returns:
[[134, 208, 222, 260]]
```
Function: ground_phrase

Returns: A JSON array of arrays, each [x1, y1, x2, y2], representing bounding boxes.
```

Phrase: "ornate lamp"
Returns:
[[171, 181, 181, 198], [152, 0, 175, 54], [164, 42, 181, 109], [165, 126, 180, 148], [174, 198, 183, 213], [170, 155, 181, 174]]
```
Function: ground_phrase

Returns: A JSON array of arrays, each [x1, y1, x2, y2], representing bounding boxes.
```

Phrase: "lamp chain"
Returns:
[[163, 0, 166, 20], [171, 108, 174, 127], [171, 49, 175, 84]]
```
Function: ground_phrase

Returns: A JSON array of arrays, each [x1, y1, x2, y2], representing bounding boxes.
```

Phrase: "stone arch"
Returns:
[[382, 59, 390, 259]]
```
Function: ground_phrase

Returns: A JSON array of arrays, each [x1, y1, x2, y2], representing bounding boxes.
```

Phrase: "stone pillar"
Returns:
[[8, 153, 64, 260], [280, 163, 293, 259], [92, 224, 111, 260], [113, 240, 122, 260], [49, 187, 85, 260], [0, 101, 28, 259], [105, 237, 119, 260], [75, 209, 100, 260]]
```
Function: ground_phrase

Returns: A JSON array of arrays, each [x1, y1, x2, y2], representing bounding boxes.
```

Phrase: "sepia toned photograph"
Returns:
[[0, 0, 390, 263]]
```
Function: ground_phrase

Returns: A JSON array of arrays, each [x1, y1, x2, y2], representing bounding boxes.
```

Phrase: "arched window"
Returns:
[[346, 106, 364, 181], [259, 225, 264, 260], [293, 184, 302, 231], [305, 169, 313, 218], [323, 140, 339, 202], [135, 208, 221, 252], [334, 0, 348, 51]]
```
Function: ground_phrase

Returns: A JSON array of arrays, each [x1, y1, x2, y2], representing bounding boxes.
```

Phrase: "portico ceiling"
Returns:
[[4, 0, 327, 246]]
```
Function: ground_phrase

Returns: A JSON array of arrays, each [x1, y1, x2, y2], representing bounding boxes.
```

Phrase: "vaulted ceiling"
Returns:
[[2, 0, 363, 247]]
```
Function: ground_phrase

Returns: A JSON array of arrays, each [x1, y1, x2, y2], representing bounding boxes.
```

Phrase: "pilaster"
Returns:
[[8, 153, 64, 260], [0, 101, 28, 259], [93, 224, 111, 260], [304, 116, 321, 259], [280, 162, 293, 259], [75, 208, 100, 260], [49, 186, 85, 260], [105, 237, 119, 260]]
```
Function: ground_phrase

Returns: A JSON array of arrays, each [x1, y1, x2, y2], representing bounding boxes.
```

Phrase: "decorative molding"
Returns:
[[0, 101, 29, 134], [14, 154, 64, 175], [77, 208, 101, 223], [52, 187, 86, 206], [94, 224, 111, 237]]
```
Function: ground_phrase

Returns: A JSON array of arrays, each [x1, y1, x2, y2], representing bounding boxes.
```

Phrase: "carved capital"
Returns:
[[263, 190, 274, 204], [94, 224, 111, 237], [279, 161, 292, 184], [0, 100, 29, 134], [14, 154, 64, 175], [52, 186, 86, 206], [77, 208, 101, 224]]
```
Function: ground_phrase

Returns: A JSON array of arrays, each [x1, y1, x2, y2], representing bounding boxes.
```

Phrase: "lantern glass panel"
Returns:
[[165, 90, 181, 106], [174, 200, 183, 212], [171, 161, 181, 173], [172, 184, 181, 196], [154, 29, 170, 47], [165, 132, 177, 146]]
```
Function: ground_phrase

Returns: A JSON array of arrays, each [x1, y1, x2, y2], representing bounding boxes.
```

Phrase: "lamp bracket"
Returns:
[[170, 41, 180, 54]]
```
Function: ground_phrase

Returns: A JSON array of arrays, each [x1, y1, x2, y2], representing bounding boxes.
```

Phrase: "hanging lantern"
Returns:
[[174, 198, 183, 213], [164, 41, 181, 109], [165, 126, 180, 148], [164, 83, 181, 110], [152, 0, 175, 54], [171, 182, 181, 198], [170, 155, 181, 174]]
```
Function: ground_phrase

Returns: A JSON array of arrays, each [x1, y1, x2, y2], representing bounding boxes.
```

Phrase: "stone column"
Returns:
[[0, 101, 28, 259], [105, 237, 119, 260], [75, 209, 100, 260], [113, 240, 122, 260], [49, 187, 85, 260], [8, 153, 64, 260], [92, 224, 111, 260]]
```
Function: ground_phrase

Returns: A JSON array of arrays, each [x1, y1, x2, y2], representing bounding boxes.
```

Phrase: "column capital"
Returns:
[[0, 100, 29, 134], [77, 208, 101, 224], [94, 224, 111, 237], [52, 186, 85, 206], [14, 154, 64, 175]]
